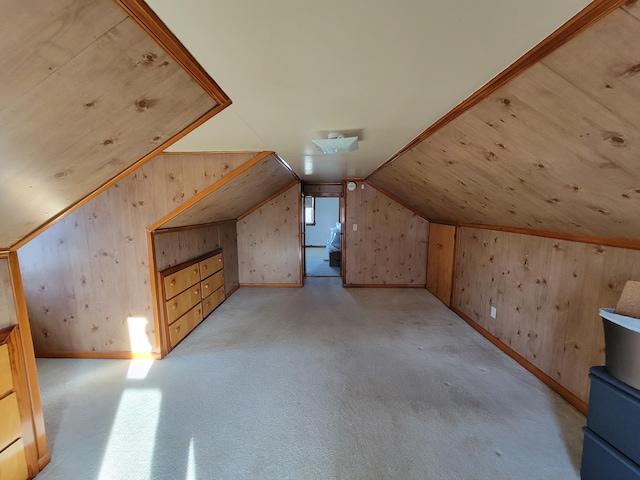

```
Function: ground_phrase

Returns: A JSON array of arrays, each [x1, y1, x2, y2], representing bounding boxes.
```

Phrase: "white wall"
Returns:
[[305, 197, 339, 246]]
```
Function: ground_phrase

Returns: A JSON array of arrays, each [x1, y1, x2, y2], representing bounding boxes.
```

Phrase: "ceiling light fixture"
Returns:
[[312, 132, 359, 154]]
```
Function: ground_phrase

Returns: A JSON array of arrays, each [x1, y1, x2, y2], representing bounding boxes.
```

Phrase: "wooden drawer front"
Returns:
[[169, 304, 203, 348], [0, 438, 28, 480], [201, 270, 224, 299], [165, 284, 201, 324], [0, 393, 21, 453], [0, 344, 13, 398], [164, 264, 201, 300], [203, 287, 225, 318], [199, 253, 223, 279]]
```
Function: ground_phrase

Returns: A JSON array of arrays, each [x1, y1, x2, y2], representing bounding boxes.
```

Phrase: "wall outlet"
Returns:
[[490, 306, 497, 318], [353, 223, 358, 231]]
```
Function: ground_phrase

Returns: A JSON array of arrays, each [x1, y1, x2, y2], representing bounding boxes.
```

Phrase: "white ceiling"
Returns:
[[148, 0, 592, 183]]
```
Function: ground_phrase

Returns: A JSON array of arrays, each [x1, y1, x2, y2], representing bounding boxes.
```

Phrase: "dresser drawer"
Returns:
[[163, 264, 201, 300], [169, 304, 203, 348], [0, 344, 13, 398], [0, 393, 21, 453], [201, 270, 224, 299], [203, 287, 225, 318], [199, 253, 223, 279], [0, 438, 28, 480], [165, 284, 202, 324]]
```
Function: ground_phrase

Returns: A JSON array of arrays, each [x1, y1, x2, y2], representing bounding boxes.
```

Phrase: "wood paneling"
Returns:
[[0, 259, 17, 329], [158, 154, 298, 229], [344, 181, 428, 286], [454, 226, 640, 403], [237, 184, 302, 285], [18, 153, 254, 355], [0, 0, 221, 248], [368, 5, 640, 242], [427, 224, 456, 306]]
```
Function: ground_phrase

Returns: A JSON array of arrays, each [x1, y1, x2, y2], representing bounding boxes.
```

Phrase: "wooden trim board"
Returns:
[[239, 283, 303, 288], [345, 284, 427, 289], [113, 0, 231, 106], [366, 0, 627, 179], [459, 224, 640, 251], [453, 306, 588, 415], [151, 220, 236, 236], [35, 351, 161, 360]]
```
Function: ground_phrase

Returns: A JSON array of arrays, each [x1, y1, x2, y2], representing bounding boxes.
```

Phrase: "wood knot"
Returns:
[[54, 171, 69, 179], [535, 163, 546, 169], [622, 193, 631, 199], [500, 98, 511, 106], [139, 53, 158, 65], [604, 132, 627, 146], [85, 101, 95, 107], [135, 98, 157, 111], [624, 63, 640, 77], [103, 139, 114, 146]]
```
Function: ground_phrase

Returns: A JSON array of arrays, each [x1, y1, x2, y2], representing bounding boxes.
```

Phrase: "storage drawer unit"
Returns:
[[581, 366, 640, 478], [158, 249, 226, 353], [0, 331, 28, 480]]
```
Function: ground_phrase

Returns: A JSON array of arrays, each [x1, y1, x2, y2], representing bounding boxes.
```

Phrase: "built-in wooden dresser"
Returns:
[[0, 327, 28, 480], [158, 249, 226, 353]]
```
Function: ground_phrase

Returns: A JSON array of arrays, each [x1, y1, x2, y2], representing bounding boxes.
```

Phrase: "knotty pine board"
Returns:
[[0, 257, 18, 329], [427, 224, 456, 306], [454, 226, 640, 403], [344, 182, 428, 286], [237, 184, 301, 285], [368, 5, 640, 241], [161, 154, 298, 229], [0, 0, 218, 248], [17, 152, 255, 355]]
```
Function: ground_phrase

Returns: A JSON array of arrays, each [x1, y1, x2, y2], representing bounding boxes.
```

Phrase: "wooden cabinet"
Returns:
[[158, 249, 225, 353], [0, 335, 28, 480], [427, 224, 456, 307]]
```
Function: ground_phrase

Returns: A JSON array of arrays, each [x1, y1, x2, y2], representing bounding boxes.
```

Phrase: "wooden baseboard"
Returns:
[[35, 351, 161, 360], [239, 283, 303, 288], [343, 284, 427, 288], [226, 284, 240, 297], [38, 453, 51, 471], [453, 307, 588, 415]]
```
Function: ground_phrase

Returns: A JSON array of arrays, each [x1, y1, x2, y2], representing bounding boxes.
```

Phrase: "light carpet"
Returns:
[[35, 277, 585, 479]]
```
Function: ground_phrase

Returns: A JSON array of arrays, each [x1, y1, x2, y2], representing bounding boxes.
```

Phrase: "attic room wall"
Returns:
[[18, 152, 255, 356], [344, 181, 429, 286], [0, 257, 18, 329], [454, 226, 640, 405], [153, 221, 240, 295], [237, 183, 302, 286]]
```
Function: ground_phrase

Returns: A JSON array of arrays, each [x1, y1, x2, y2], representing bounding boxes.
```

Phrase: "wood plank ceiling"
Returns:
[[0, 0, 227, 249], [368, 3, 640, 241], [155, 153, 299, 230]]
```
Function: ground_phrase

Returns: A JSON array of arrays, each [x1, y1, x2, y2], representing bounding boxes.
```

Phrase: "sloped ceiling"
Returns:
[[146, 0, 593, 182], [155, 153, 299, 230], [0, 0, 226, 249], [369, 3, 640, 241]]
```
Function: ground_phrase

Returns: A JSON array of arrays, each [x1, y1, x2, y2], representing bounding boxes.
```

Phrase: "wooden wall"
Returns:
[[454, 226, 640, 403], [153, 221, 239, 295], [237, 184, 302, 286], [0, 257, 17, 329], [344, 181, 429, 286], [18, 152, 255, 356]]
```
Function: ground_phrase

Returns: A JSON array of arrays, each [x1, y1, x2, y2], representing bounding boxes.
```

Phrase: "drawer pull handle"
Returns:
[[204, 284, 209, 289], [195, 290, 199, 295], [170, 280, 176, 286], [203, 265, 207, 270], [175, 326, 181, 333], [172, 304, 177, 310], [193, 269, 198, 274]]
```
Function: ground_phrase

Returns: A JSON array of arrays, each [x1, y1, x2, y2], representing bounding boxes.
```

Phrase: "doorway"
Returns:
[[304, 196, 341, 277]]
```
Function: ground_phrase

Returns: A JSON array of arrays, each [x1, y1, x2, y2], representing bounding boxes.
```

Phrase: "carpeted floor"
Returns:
[[305, 247, 341, 277], [35, 278, 585, 479]]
